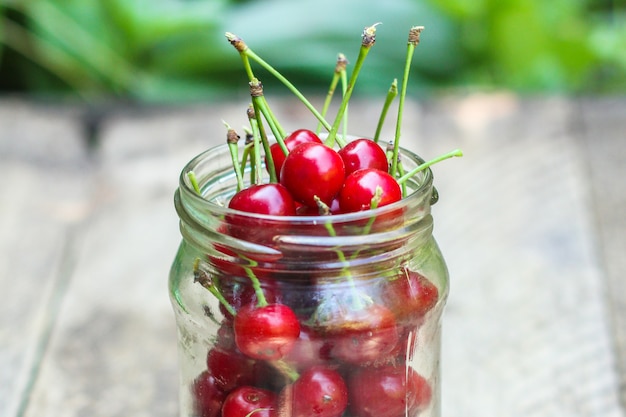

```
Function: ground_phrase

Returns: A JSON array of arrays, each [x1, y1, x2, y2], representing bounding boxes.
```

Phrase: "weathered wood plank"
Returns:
[[412, 94, 624, 416], [20, 105, 242, 417], [0, 100, 91, 417], [578, 97, 626, 409]]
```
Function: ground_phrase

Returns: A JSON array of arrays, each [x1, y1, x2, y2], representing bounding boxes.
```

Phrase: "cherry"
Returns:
[[234, 303, 301, 360], [381, 269, 439, 325], [348, 365, 432, 417], [228, 183, 296, 217], [338, 138, 388, 176], [328, 303, 400, 365], [206, 347, 258, 392], [280, 142, 345, 207], [218, 277, 282, 321], [221, 386, 277, 417], [279, 366, 348, 417], [226, 183, 297, 246], [191, 370, 226, 417], [338, 168, 402, 213], [267, 129, 322, 181], [283, 325, 334, 371]]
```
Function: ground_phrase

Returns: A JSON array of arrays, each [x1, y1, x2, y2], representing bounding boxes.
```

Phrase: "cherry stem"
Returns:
[[340, 62, 349, 141], [193, 258, 237, 317], [247, 105, 277, 183], [397, 148, 463, 185], [250, 79, 287, 150], [316, 53, 347, 135], [271, 359, 300, 382], [240, 129, 255, 181], [374, 79, 398, 144], [391, 26, 423, 177], [187, 171, 202, 195], [325, 23, 379, 148], [226, 32, 332, 133], [238, 254, 268, 307], [224, 121, 245, 192], [362, 186, 383, 233]]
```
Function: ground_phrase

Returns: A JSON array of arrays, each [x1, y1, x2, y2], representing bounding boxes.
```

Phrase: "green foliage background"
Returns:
[[0, 0, 623, 103]]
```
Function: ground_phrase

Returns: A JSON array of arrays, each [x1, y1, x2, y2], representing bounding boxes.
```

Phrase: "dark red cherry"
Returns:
[[221, 386, 277, 417], [348, 365, 432, 417], [267, 129, 322, 180], [283, 325, 334, 371], [338, 138, 388, 176], [280, 142, 345, 207], [218, 277, 282, 321], [279, 366, 348, 417], [328, 303, 399, 365], [381, 268, 439, 325], [338, 168, 402, 213], [234, 303, 301, 361], [191, 370, 226, 417], [206, 347, 258, 392]]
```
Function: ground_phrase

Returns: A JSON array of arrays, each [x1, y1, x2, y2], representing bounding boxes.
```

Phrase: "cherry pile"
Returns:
[[184, 23, 460, 417]]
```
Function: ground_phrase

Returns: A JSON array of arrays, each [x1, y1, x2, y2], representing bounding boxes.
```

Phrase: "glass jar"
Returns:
[[169, 140, 449, 417]]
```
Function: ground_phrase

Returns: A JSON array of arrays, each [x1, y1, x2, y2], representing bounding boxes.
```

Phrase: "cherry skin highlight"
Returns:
[[267, 129, 322, 181], [338, 138, 389, 176], [338, 168, 402, 213], [280, 142, 345, 207], [234, 303, 301, 361]]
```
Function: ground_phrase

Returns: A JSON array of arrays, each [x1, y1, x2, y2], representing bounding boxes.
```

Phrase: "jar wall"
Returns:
[[169, 142, 449, 417]]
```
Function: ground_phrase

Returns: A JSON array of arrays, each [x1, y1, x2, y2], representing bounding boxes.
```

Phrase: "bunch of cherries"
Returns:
[[186, 24, 460, 417]]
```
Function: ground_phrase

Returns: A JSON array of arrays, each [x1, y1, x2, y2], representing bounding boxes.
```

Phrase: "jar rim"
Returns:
[[178, 141, 434, 225]]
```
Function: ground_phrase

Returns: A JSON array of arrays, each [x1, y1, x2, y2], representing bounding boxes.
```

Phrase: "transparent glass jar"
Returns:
[[169, 140, 449, 417]]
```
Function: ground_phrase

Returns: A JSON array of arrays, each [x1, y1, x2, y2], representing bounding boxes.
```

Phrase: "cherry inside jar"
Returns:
[[170, 140, 449, 417]]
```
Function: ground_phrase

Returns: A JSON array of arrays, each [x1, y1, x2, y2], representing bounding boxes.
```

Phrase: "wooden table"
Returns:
[[1, 95, 625, 417]]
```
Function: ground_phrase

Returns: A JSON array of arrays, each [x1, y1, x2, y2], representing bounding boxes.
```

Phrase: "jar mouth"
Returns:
[[177, 141, 434, 226]]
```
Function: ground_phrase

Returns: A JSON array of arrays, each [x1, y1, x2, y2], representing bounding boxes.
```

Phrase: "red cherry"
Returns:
[[283, 325, 334, 371], [280, 142, 345, 207], [191, 370, 226, 417], [227, 183, 296, 246], [222, 386, 277, 417], [218, 277, 282, 321], [228, 183, 296, 216], [338, 138, 388, 176], [206, 347, 258, 392], [267, 129, 322, 180], [338, 168, 402, 213], [234, 303, 301, 361], [348, 365, 432, 417], [381, 269, 439, 325], [279, 366, 348, 417], [328, 303, 399, 365]]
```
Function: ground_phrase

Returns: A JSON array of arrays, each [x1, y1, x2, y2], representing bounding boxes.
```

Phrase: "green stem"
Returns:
[[187, 171, 202, 195], [397, 149, 463, 185], [193, 259, 237, 317], [250, 79, 288, 155], [391, 26, 423, 177], [247, 109, 264, 185], [374, 79, 398, 144], [247, 106, 277, 183], [224, 122, 245, 192], [340, 65, 349, 142], [225, 32, 332, 132], [239, 256, 268, 307], [326, 23, 379, 148], [316, 54, 347, 135]]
